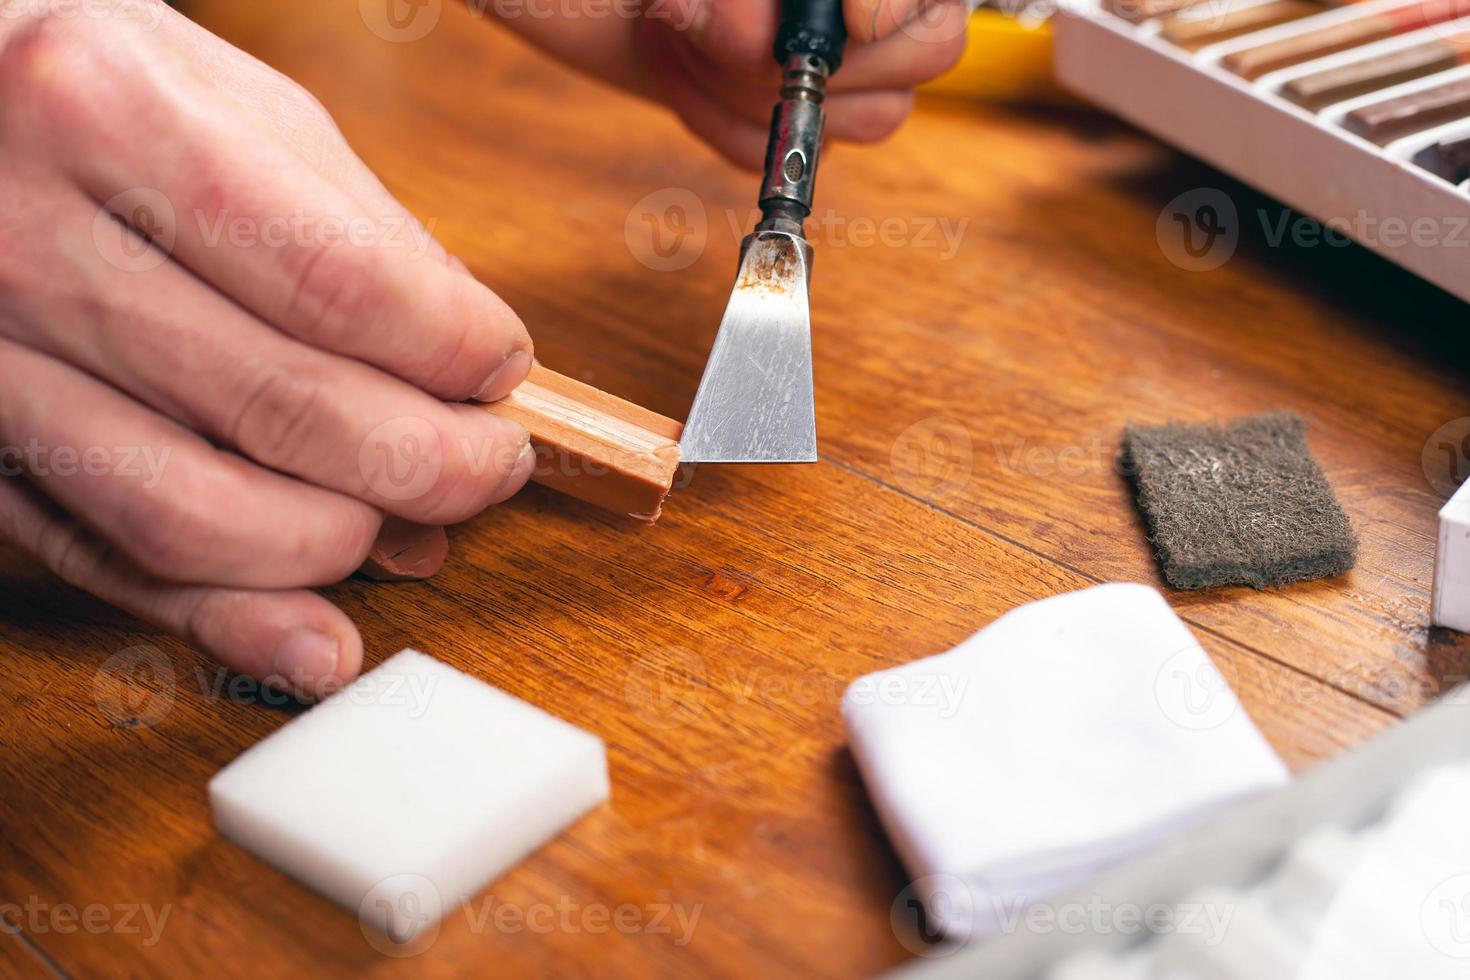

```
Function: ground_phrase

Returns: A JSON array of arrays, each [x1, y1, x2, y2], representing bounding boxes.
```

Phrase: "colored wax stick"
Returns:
[[1281, 36, 1470, 109], [1224, 0, 1470, 79], [1411, 130, 1470, 180], [1343, 75, 1470, 142], [1160, 0, 1322, 49]]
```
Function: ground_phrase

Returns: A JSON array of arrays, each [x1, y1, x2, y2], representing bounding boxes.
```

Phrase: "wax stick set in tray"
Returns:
[[1054, 0, 1470, 303]]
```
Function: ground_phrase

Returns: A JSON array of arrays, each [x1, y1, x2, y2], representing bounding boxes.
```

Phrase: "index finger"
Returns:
[[3, 16, 531, 403]]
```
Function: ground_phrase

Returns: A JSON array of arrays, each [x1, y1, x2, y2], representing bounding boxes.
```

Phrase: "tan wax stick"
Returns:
[[1223, 0, 1470, 79], [1343, 75, 1470, 142], [1281, 38, 1470, 109], [1160, 0, 1320, 51], [482, 365, 683, 522]]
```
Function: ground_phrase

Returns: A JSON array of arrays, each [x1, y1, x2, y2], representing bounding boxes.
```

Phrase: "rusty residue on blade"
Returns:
[[736, 235, 798, 293]]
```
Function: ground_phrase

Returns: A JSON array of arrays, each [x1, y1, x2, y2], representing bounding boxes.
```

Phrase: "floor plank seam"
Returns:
[[13, 929, 68, 980], [824, 456, 1404, 720]]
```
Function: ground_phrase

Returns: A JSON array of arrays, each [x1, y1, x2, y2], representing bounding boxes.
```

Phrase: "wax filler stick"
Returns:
[[209, 649, 609, 945], [679, 0, 845, 464], [1281, 35, 1470, 110], [1345, 75, 1470, 143], [1122, 412, 1357, 590], [1159, 0, 1319, 51], [483, 364, 682, 522], [1224, 0, 1469, 80], [1414, 130, 1470, 181]]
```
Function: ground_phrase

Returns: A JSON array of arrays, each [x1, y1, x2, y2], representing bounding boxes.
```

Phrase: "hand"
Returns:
[[497, 0, 972, 168], [0, 1, 535, 698]]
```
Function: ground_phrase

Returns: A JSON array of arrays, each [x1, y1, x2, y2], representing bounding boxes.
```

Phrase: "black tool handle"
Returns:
[[774, 0, 847, 73]]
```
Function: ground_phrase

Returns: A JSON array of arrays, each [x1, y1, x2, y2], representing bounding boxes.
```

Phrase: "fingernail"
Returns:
[[473, 349, 532, 403], [491, 438, 538, 503], [270, 630, 341, 699]]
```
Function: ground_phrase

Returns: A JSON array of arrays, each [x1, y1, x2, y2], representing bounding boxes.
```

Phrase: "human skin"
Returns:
[[0, 0, 966, 697]]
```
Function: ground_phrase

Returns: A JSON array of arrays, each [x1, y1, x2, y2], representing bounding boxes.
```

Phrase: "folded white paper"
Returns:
[[841, 583, 1289, 939]]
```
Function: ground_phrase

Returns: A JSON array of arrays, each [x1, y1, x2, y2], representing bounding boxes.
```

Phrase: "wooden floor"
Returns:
[[4, 1, 1469, 975]]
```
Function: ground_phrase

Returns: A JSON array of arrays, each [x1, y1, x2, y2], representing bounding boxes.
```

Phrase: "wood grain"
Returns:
[[0, 0, 1458, 975]]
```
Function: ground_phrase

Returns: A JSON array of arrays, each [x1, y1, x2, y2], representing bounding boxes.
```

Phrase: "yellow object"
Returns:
[[921, 10, 1061, 101]]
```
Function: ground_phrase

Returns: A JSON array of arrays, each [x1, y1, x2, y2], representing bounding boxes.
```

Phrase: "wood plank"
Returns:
[[0, 932, 60, 980], [0, 462, 1391, 977]]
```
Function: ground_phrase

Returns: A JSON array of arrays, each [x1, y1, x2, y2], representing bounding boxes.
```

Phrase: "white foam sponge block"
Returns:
[[209, 649, 608, 941]]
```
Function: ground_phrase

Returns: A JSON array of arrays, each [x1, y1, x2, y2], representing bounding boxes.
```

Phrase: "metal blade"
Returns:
[[679, 231, 818, 464]]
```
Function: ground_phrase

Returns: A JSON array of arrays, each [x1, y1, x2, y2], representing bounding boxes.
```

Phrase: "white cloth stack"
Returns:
[[841, 583, 1289, 939]]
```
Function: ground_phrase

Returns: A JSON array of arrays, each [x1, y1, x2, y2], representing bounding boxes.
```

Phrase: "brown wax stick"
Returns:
[[482, 364, 682, 522], [1412, 131, 1470, 180], [1343, 75, 1470, 142], [1281, 39, 1469, 109], [1160, 0, 1320, 51], [360, 519, 450, 581], [1224, 0, 1470, 80]]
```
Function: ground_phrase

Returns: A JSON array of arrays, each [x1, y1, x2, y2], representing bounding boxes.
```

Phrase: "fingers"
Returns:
[[5, 184, 534, 525], [0, 338, 383, 590], [0, 472, 362, 699], [643, 24, 771, 168], [832, 3, 971, 92], [0, 15, 531, 403]]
